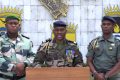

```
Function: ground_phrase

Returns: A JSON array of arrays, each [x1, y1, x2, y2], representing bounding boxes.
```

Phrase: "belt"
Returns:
[[0, 73, 25, 80], [97, 69, 108, 74]]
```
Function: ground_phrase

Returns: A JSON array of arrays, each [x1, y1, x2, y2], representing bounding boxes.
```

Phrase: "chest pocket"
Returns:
[[47, 46, 58, 60], [93, 43, 103, 57], [107, 43, 117, 57], [47, 47, 65, 60]]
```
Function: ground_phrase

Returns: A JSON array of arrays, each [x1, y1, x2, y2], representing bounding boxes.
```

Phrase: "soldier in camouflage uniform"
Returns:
[[0, 16, 34, 80], [86, 16, 120, 80], [33, 20, 83, 67]]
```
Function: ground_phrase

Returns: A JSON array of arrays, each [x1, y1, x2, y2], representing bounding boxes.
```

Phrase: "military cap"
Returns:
[[53, 20, 67, 28], [5, 15, 20, 22], [102, 16, 116, 23]]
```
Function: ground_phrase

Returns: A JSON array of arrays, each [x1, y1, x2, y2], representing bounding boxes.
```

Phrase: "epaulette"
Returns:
[[38, 39, 52, 52], [45, 38, 52, 42], [21, 34, 30, 39], [115, 37, 120, 45], [115, 36, 120, 41], [67, 40, 77, 45], [40, 38, 52, 47]]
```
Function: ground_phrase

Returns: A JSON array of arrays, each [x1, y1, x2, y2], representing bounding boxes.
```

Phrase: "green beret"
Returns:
[[5, 15, 20, 22]]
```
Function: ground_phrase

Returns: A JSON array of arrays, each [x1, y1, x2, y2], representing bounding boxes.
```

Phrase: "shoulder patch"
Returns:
[[40, 38, 52, 47], [88, 37, 100, 50], [21, 34, 30, 39], [38, 39, 51, 52]]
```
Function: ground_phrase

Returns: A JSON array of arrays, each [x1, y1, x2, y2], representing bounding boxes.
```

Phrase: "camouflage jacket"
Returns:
[[0, 33, 34, 76], [34, 39, 83, 67]]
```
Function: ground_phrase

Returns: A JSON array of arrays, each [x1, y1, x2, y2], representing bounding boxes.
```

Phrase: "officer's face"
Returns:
[[5, 19, 20, 34], [101, 20, 114, 34], [53, 27, 67, 41]]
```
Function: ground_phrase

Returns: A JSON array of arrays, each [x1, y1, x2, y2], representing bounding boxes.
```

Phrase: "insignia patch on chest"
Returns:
[[109, 47, 113, 51], [109, 43, 115, 51], [111, 43, 115, 47], [65, 49, 75, 62]]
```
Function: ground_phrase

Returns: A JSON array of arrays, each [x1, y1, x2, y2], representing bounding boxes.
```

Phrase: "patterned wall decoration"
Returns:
[[39, 0, 69, 19], [104, 5, 120, 33]]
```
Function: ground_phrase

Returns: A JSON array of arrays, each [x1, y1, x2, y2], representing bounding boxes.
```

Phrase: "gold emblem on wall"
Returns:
[[0, 7, 22, 35], [50, 23, 78, 42], [104, 5, 120, 33], [39, 0, 69, 19]]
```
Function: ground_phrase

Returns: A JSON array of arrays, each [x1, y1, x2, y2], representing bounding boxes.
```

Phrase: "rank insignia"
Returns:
[[109, 47, 113, 51], [111, 43, 115, 47]]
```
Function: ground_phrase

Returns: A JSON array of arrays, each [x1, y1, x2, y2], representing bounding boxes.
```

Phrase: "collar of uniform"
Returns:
[[98, 36, 105, 41], [98, 35, 115, 42], [3, 32, 23, 42], [17, 33, 24, 42], [52, 39, 68, 44], [107, 35, 115, 42]]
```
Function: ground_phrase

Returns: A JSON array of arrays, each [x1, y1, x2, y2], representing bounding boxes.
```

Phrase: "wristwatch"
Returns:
[[93, 70, 97, 75], [105, 75, 108, 79]]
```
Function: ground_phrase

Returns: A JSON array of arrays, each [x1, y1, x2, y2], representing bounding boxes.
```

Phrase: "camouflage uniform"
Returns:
[[86, 35, 120, 80], [0, 33, 34, 80], [34, 39, 83, 67]]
